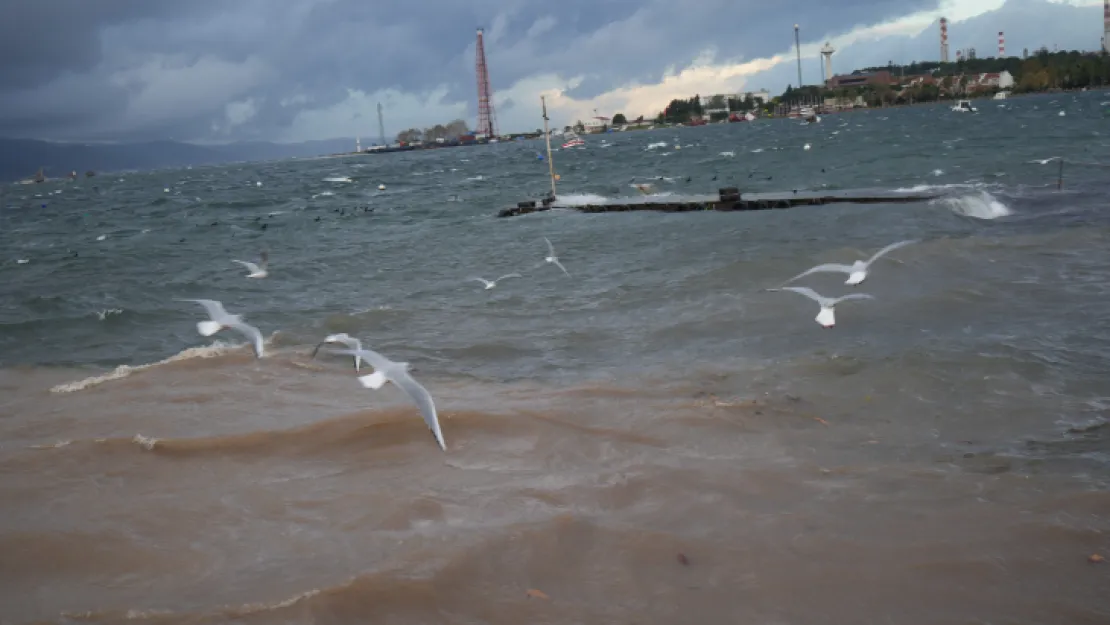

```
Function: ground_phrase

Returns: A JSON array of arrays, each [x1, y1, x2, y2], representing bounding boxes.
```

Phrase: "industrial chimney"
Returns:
[[1104, 0, 1110, 53], [940, 17, 949, 63], [998, 31, 1005, 58]]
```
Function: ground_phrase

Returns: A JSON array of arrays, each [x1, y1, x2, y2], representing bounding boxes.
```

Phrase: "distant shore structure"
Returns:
[[998, 31, 1005, 58], [794, 24, 803, 87], [475, 28, 498, 137], [820, 42, 835, 84], [1104, 0, 1110, 54], [377, 102, 386, 147], [940, 17, 949, 63]]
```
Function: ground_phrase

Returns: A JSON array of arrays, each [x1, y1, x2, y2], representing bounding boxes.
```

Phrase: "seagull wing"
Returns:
[[552, 259, 570, 277], [258, 250, 269, 270], [470, 277, 493, 288], [232, 260, 261, 273], [781, 263, 854, 284], [393, 370, 446, 451], [829, 293, 876, 306], [495, 273, 523, 282], [774, 286, 834, 308], [544, 237, 556, 258], [227, 319, 265, 357], [865, 239, 918, 266], [179, 298, 230, 322], [329, 347, 394, 373]]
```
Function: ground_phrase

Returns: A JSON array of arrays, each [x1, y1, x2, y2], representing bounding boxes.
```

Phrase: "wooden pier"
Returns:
[[497, 187, 943, 218]]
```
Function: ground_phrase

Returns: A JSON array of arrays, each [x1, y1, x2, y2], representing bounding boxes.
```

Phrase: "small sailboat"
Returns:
[[17, 167, 46, 185]]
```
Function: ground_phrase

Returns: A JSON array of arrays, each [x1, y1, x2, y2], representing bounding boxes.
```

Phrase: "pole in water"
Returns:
[[541, 95, 557, 201], [1057, 159, 1064, 190]]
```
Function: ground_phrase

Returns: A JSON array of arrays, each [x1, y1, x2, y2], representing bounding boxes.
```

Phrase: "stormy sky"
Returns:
[[0, 0, 1098, 144]]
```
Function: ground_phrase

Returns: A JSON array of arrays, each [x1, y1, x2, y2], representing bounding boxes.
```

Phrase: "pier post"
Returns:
[[541, 96, 557, 200]]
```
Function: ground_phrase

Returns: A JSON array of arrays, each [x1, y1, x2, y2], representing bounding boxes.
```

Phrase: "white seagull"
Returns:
[[784, 239, 918, 286], [328, 346, 446, 451], [470, 273, 522, 290], [543, 237, 570, 276], [232, 251, 268, 278], [769, 286, 874, 328], [179, 298, 265, 357], [311, 333, 366, 371]]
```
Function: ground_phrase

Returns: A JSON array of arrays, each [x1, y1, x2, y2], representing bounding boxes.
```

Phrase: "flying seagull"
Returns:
[[783, 239, 917, 286], [768, 286, 874, 328], [311, 333, 366, 371], [232, 251, 268, 278], [543, 237, 570, 277], [178, 298, 265, 357], [470, 273, 523, 290], [329, 346, 446, 451]]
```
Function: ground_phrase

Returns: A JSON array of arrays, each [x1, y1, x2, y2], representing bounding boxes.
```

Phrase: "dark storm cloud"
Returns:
[[0, 0, 228, 89], [0, 0, 940, 142]]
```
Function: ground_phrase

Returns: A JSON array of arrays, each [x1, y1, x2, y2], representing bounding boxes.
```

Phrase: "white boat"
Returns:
[[951, 99, 978, 113], [993, 91, 1009, 100], [561, 131, 585, 149]]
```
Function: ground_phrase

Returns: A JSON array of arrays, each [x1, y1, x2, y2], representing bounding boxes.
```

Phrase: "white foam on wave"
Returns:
[[50, 340, 251, 394], [892, 182, 981, 193], [939, 190, 1013, 220], [555, 193, 611, 206]]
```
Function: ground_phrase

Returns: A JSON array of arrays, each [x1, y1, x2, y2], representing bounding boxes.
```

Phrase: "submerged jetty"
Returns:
[[497, 187, 944, 218]]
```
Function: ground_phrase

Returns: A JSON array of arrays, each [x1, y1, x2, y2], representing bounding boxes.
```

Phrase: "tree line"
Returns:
[[395, 119, 470, 144], [632, 49, 1110, 125], [794, 49, 1110, 108]]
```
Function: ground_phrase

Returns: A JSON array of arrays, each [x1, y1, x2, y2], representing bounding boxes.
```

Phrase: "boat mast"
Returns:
[[541, 95, 557, 200]]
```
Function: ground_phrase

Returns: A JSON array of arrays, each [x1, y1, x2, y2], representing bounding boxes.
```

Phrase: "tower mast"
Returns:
[[475, 28, 499, 137]]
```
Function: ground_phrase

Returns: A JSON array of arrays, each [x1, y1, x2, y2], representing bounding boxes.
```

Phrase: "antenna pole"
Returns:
[[542, 95, 556, 200]]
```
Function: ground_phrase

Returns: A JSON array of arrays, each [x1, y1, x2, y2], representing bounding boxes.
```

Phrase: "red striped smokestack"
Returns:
[[999, 31, 1005, 57], [940, 17, 949, 62]]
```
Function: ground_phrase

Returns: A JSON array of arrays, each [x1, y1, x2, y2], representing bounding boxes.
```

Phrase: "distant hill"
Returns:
[[0, 136, 361, 182]]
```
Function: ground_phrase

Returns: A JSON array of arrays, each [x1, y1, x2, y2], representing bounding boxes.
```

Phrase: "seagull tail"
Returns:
[[197, 320, 222, 336], [358, 371, 388, 390]]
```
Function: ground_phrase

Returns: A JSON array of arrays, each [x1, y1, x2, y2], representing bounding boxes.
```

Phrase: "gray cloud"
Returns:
[[0, 0, 968, 142]]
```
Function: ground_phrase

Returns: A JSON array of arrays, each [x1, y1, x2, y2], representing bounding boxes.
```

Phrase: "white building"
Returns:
[[972, 70, 1015, 91], [583, 117, 609, 133]]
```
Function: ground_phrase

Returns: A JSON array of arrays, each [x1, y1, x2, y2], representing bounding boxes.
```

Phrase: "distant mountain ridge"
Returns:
[[0, 136, 363, 182]]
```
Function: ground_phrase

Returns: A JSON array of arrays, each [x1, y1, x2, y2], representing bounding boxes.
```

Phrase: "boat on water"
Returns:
[[17, 168, 46, 185], [952, 99, 978, 113], [993, 91, 1009, 100], [561, 131, 585, 149]]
